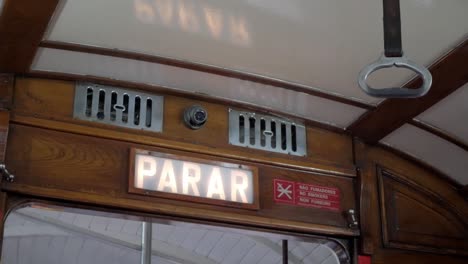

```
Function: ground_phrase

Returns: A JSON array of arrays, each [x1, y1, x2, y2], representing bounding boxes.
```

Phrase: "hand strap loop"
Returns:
[[358, 55, 432, 98], [358, 0, 432, 98]]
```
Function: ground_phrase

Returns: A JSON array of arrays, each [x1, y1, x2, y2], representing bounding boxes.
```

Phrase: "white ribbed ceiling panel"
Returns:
[[31, 48, 367, 128], [381, 124, 468, 185], [415, 83, 468, 145], [44, 0, 468, 104]]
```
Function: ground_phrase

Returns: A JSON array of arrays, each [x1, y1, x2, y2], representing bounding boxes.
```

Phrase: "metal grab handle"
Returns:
[[358, 54, 432, 98], [0, 164, 14, 182]]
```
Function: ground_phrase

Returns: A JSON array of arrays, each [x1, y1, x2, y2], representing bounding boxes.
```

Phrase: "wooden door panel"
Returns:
[[378, 168, 468, 255]]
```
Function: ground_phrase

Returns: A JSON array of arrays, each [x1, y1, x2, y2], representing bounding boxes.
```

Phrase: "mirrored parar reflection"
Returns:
[[134, 0, 251, 46]]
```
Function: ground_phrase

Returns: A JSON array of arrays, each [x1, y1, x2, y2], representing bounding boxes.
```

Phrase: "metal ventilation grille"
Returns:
[[73, 83, 163, 132], [228, 109, 307, 156]]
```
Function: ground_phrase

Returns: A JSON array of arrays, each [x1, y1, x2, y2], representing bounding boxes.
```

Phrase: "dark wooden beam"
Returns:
[[40, 40, 374, 110], [0, 0, 60, 72], [409, 119, 468, 152], [347, 38, 468, 143], [459, 185, 468, 201]]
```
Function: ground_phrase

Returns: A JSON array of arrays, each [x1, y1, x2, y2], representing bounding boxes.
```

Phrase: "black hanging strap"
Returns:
[[383, 0, 403, 57]]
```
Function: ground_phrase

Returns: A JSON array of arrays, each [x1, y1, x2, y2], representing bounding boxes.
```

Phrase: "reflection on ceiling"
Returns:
[[3, 206, 345, 264], [45, 0, 468, 104], [133, 0, 250, 47]]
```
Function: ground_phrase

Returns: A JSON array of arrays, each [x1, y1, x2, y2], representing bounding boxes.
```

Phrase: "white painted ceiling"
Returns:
[[381, 84, 468, 185], [26, 0, 468, 183], [381, 124, 468, 185], [2, 206, 345, 264], [416, 83, 468, 145], [44, 0, 468, 104]]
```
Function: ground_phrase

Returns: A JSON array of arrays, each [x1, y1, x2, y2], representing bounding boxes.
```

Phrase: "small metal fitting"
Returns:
[[0, 164, 14, 182], [184, 105, 208, 130], [346, 209, 359, 229]]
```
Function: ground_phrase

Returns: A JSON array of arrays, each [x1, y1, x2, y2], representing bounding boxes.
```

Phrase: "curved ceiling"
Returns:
[[44, 0, 468, 104], [0, 0, 467, 185]]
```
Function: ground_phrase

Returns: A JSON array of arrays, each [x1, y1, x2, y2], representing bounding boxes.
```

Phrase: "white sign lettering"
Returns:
[[134, 153, 254, 204]]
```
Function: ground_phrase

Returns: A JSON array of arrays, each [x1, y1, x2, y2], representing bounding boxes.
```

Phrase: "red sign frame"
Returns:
[[273, 179, 341, 211]]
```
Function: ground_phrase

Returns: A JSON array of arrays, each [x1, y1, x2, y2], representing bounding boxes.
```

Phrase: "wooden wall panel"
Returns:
[[355, 140, 468, 263], [11, 78, 355, 177], [372, 250, 468, 264], [3, 124, 358, 236], [0, 111, 9, 162], [378, 168, 468, 255], [0, 74, 13, 109]]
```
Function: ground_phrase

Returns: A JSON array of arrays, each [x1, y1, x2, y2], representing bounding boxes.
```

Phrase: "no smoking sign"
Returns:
[[273, 179, 341, 211], [273, 179, 296, 204]]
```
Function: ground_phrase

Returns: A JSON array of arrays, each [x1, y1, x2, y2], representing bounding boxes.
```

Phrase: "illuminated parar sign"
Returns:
[[133, 151, 256, 205]]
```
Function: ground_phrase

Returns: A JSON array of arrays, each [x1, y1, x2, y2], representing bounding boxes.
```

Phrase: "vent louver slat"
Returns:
[[73, 83, 163, 132], [228, 109, 307, 156]]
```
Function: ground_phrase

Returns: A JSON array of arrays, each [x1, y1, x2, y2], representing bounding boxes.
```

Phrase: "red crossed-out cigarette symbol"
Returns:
[[277, 183, 293, 199]]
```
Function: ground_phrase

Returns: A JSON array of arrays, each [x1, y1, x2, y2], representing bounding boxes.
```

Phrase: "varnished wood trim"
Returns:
[[39, 41, 374, 110], [356, 165, 374, 255], [10, 114, 356, 177], [409, 119, 468, 152], [347, 38, 468, 143], [0, 0, 59, 72], [377, 168, 467, 222], [128, 148, 260, 210], [376, 168, 391, 254], [25, 71, 347, 134], [354, 140, 468, 260], [377, 167, 468, 256], [0, 74, 13, 109], [2, 184, 359, 236], [0, 111, 9, 162], [378, 143, 462, 189]]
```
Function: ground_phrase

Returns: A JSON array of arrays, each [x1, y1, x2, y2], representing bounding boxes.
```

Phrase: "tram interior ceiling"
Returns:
[[0, 0, 468, 264]]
